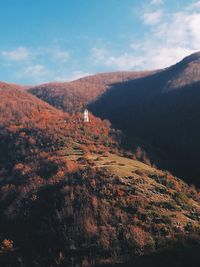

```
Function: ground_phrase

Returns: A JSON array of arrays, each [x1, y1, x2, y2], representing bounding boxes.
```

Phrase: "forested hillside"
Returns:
[[28, 71, 156, 113], [0, 86, 200, 266]]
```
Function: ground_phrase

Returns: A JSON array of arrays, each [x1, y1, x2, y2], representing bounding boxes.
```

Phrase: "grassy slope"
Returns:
[[60, 147, 200, 231]]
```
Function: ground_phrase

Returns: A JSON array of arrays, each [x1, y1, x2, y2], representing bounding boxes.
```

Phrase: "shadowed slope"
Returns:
[[28, 71, 157, 113], [89, 52, 200, 186]]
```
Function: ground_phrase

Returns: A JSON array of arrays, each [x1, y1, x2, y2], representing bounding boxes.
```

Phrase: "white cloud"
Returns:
[[68, 71, 92, 81], [52, 70, 91, 82], [142, 10, 163, 25], [1, 47, 30, 61], [0, 46, 72, 84], [143, 47, 195, 69], [1, 46, 70, 64], [92, 2, 200, 71], [20, 64, 50, 82], [187, 1, 200, 10], [92, 46, 144, 70], [105, 53, 144, 70], [92, 47, 108, 62], [2, 1, 200, 84], [51, 48, 70, 62], [150, 0, 164, 5], [152, 12, 200, 50], [24, 64, 47, 75]]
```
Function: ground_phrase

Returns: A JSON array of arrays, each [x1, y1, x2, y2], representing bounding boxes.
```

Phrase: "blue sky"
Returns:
[[0, 0, 200, 84]]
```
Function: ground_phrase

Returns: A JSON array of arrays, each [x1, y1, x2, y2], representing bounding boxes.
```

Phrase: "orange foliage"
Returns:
[[28, 71, 153, 114], [1, 239, 14, 251]]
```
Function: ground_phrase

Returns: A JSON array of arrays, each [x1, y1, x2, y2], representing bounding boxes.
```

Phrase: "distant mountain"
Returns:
[[89, 52, 200, 186], [1, 85, 200, 266], [28, 71, 157, 113]]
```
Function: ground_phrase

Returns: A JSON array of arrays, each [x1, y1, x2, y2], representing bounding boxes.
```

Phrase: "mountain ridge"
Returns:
[[27, 70, 158, 113]]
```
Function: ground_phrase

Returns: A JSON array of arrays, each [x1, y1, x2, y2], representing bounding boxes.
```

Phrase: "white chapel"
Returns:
[[83, 109, 89, 122]]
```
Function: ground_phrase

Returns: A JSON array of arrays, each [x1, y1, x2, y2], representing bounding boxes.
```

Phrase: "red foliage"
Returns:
[[28, 71, 155, 114]]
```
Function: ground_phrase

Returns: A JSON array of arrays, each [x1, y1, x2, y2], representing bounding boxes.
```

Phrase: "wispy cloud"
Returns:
[[92, 47, 108, 62], [91, 1, 200, 70], [23, 64, 48, 77], [54, 49, 69, 61], [1, 47, 30, 61], [187, 1, 200, 10], [1, 1, 200, 84], [16, 64, 50, 84], [92, 47, 144, 70], [150, 0, 164, 5], [53, 70, 91, 82], [45, 47, 70, 62], [0, 46, 72, 84], [142, 10, 163, 25], [1, 46, 70, 64], [68, 71, 92, 81]]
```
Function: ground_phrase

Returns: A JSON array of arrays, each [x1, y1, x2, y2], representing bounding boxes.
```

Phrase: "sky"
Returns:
[[0, 0, 200, 85]]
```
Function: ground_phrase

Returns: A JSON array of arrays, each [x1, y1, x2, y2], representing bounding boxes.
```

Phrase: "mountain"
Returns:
[[89, 52, 200, 186], [1, 86, 200, 266], [28, 71, 157, 113]]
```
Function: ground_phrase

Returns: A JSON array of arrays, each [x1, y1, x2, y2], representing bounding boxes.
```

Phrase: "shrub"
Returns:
[[134, 169, 145, 176], [1, 239, 14, 251], [174, 192, 190, 209], [83, 217, 98, 237], [127, 226, 155, 255]]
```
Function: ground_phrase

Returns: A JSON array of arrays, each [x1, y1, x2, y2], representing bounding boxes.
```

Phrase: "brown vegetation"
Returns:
[[1, 83, 200, 266], [28, 71, 156, 113]]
